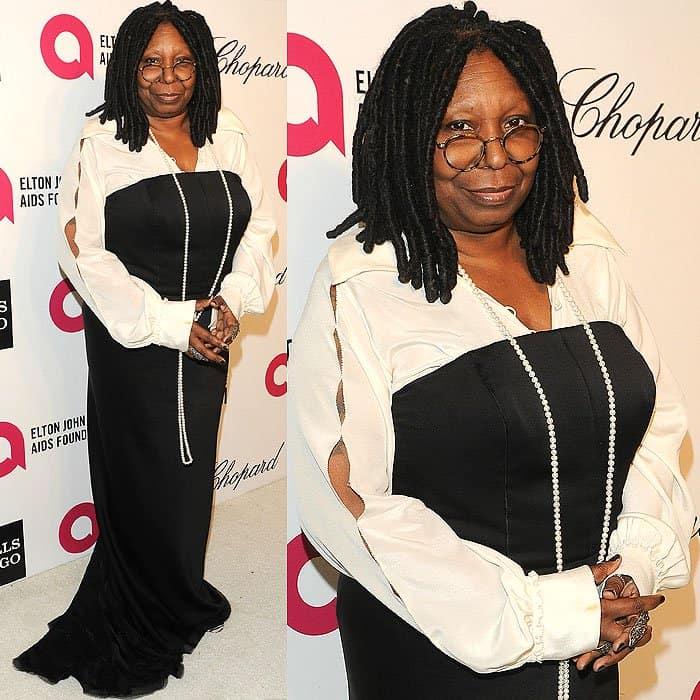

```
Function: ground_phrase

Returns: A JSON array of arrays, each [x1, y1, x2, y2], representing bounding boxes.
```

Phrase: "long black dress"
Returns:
[[14, 170, 251, 696], [336, 322, 656, 699]]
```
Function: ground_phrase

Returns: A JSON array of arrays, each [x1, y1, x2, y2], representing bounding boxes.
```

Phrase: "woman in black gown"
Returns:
[[291, 4, 695, 699], [13, 2, 276, 696]]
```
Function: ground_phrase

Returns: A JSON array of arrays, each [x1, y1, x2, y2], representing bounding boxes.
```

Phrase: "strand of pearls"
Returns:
[[149, 131, 234, 465], [456, 265, 616, 700], [557, 281, 617, 562]]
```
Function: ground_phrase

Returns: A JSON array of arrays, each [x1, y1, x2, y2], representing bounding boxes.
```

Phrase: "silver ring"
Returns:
[[628, 610, 650, 648], [595, 641, 612, 655], [227, 321, 240, 343], [187, 346, 206, 362], [606, 574, 634, 586]]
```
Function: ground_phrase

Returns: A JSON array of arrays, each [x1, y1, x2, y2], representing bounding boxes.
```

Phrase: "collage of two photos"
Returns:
[[1, 1, 699, 699]]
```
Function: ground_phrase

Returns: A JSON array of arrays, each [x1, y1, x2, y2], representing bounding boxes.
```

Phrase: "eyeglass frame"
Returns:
[[137, 59, 197, 84], [435, 123, 546, 172]]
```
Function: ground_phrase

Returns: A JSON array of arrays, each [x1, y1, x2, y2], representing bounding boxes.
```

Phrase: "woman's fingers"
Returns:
[[605, 593, 665, 619], [591, 625, 653, 672], [589, 601, 658, 672], [210, 295, 240, 343], [590, 557, 621, 586], [219, 310, 239, 343], [592, 644, 633, 672], [195, 297, 213, 313], [575, 642, 617, 671], [214, 311, 226, 340], [602, 574, 639, 600], [598, 595, 661, 661], [577, 589, 660, 672], [188, 324, 227, 364], [196, 324, 227, 351], [577, 622, 654, 672], [575, 649, 603, 671]]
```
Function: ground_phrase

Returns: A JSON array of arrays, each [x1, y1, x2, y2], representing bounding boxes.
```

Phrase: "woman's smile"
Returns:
[[463, 184, 518, 205]]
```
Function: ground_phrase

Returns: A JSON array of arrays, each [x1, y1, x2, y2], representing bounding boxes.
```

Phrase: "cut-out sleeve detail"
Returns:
[[56, 135, 195, 350], [64, 218, 79, 258], [63, 159, 81, 257], [327, 283, 364, 519], [291, 258, 602, 673], [602, 251, 696, 595]]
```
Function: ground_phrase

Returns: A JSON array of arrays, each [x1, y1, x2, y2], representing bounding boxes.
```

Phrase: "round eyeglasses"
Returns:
[[435, 124, 545, 172], [138, 60, 196, 84]]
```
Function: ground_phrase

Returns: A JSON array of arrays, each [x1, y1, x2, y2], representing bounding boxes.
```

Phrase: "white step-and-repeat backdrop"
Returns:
[[0, 0, 286, 586], [287, 1, 699, 698]]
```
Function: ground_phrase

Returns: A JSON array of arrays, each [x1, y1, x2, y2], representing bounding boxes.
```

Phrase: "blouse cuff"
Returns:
[[607, 515, 691, 593], [609, 547, 657, 596], [536, 565, 601, 660], [219, 274, 260, 321], [218, 287, 244, 321], [151, 298, 196, 352]]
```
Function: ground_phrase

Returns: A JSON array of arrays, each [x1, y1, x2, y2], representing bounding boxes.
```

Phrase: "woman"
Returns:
[[13, 2, 275, 696], [291, 3, 695, 699]]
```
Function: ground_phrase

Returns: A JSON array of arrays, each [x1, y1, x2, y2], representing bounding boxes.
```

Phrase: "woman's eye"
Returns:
[[447, 120, 475, 132], [504, 117, 528, 130], [143, 57, 161, 65]]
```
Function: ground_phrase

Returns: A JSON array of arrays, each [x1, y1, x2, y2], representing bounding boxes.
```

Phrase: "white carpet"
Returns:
[[0, 479, 286, 700]]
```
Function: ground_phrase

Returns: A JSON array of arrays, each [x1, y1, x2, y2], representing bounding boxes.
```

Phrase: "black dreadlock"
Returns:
[[86, 0, 221, 151], [327, 1, 589, 304]]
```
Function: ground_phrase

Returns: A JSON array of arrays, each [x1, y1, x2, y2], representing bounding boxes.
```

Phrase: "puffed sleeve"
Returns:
[[291, 258, 603, 674], [216, 131, 276, 320], [57, 136, 195, 351], [604, 251, 696, 595]]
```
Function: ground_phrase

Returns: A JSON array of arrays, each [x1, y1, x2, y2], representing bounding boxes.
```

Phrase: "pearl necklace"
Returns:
[[456, 265, 617, 700], [149, 131, 234, 466]]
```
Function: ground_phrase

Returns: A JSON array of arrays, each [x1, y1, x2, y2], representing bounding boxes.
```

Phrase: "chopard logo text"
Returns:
[[560, 67, 700, 156]]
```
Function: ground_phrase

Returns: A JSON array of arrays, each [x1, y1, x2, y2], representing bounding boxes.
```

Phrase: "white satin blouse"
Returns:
[[57, 108, 276, 352], [290, 201, 695, 674]]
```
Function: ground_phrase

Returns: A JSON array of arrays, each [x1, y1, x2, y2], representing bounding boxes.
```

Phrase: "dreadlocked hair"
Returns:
[[327, 1, 588, 304], [86, 0, 221, 151]]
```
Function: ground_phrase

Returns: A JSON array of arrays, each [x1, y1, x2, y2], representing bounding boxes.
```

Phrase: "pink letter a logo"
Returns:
[[0, 169, 14, 224], [40, 15, 94, 80], [0, 422, 26, 478], [288, 34, 344, 158]]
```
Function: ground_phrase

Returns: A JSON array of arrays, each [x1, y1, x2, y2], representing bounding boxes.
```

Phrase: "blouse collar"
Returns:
[[328, 199, 625, 286], [79, 106, 248, 140]]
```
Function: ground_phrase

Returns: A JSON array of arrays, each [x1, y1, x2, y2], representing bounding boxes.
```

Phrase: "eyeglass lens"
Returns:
[[141, 62, 194, 83], [444, 126, 542, 171]]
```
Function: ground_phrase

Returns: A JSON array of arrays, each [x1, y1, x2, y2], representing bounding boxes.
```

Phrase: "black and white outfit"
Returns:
[[291, 202, 695, 699], [13, 109, 275, 696]]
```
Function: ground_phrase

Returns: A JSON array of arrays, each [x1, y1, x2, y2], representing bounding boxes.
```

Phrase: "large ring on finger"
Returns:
[[187, 345, 206, 362], [595, 641, 612, 655], [628, 610, 650, 648], [603, 573, 635, 597]]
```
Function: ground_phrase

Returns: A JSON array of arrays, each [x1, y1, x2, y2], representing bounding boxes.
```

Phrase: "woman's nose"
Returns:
[[161, 66, 179, 83], [480, 135, 508, 170]]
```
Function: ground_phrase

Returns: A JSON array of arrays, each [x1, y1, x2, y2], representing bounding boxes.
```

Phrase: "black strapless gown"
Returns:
[[14, 171, 251, 697], [336, 322, 656, 700]]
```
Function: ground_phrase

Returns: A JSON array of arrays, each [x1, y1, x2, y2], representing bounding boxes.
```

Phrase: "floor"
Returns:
[[0, 479, 286, 700]]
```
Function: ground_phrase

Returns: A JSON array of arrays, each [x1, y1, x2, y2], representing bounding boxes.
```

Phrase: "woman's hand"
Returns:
[[581, 592, 661, 672], [187, 299, 228, 364], [576, 558, 664, 672], [210, 295, 240, 344], [601, 572, 640, 600]]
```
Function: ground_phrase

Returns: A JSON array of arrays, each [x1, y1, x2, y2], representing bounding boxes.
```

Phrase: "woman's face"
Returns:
[[136, 21, 196, 120], [432, 49, 540, 236]]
